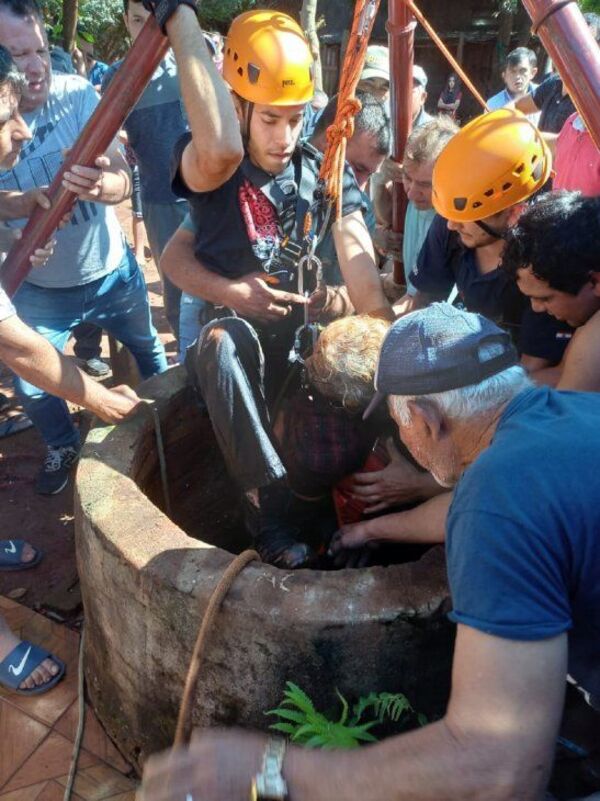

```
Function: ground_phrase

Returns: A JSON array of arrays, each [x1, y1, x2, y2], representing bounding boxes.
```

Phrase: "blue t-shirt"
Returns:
[[447, 387, 600, 709], [102, 52, 189, 206], [487, 84, 540, 126], [0, 73, 127, 288], [403, 201, 436, 296]]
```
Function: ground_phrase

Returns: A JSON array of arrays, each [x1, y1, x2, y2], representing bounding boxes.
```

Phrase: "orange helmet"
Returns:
[[432, 108, 552, 222], [223, 10, 314, 106]]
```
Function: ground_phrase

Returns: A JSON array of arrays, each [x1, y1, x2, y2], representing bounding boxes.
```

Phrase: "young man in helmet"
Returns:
[[141, 1, 390, 568], [398, 108, 573, 374]]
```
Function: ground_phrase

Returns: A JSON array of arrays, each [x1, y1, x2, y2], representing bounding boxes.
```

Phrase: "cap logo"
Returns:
[[282, 79, 296, 87]]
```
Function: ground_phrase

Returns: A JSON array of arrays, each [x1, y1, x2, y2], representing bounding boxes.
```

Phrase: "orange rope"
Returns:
[[405, 0, 489, 111], [318, 0, 382, 220]]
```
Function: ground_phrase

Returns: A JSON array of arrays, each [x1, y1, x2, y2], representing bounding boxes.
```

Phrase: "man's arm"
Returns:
[[164, 7, 244, 192], [332, 210, 393, 318], [0, 315, 140, 424], [333, 490, 453, 550], [141, 627, 567, 801], [160, 227, 306, 324], [288, 628, 567, 801], [555, 320, 600, 391]]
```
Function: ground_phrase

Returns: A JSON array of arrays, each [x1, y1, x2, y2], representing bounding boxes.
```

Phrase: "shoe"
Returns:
[[254, 483, 316, 569], [35, 445, 80, 496], [81, 357, 110, 377]]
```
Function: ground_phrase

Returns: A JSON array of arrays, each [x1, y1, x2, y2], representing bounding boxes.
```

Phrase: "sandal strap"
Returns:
[[0, 641, 54, 689]]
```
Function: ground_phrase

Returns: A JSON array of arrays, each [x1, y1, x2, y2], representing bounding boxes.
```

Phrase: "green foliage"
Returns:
[[197, 0, 257, 30], [266, 682, 427, 750], [580, 0, 600, 12]]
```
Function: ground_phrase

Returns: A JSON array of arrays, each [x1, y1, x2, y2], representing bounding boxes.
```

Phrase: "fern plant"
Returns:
[[266, 682, 426, 750]]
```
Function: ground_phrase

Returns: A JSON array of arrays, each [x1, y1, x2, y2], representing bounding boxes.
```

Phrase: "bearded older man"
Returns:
[[140, 303, 599, 801]]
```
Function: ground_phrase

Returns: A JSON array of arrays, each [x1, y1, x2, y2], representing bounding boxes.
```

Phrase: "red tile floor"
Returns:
[[0, 597, 137, 800]]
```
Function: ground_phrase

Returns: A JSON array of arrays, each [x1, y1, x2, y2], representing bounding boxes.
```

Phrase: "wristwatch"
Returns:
[[250, 737, 289, 801]]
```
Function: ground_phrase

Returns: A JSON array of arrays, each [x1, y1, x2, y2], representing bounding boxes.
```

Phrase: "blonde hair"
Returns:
[[306, 315, 391, 412]]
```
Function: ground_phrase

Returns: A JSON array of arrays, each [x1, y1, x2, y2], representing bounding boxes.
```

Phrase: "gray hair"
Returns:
[[389, 344, 533, 425]]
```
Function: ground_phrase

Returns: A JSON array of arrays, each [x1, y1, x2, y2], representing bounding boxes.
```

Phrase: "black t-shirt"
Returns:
[[170, 134, 365, 290], [533, 74, 576, 134], [409, 214, 572, 363]]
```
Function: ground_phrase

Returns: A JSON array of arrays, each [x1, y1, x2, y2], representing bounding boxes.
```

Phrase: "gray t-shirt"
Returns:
[[0, 284, 15, 322], [0, 73, 127, 289]]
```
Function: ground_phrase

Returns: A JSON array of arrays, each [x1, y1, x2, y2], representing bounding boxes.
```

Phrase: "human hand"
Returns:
[[93, 384, 142, 424], [349, 438, 428, 514], [140, 729, 268, 801], [372, 227, 403, 261], [328, 520, 382, 556], [381, 157, 404, 184], [224, 272, 306, 324], [0, 227, 58, 267], [141, 0, 197, 34], [62, 154, 111, 202]]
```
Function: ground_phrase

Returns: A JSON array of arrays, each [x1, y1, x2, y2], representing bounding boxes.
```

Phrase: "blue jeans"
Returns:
[[178, 292, 206, 363], [13, 250, 167, 449]]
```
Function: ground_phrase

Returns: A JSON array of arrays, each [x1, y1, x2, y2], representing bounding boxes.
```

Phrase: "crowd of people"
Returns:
[[0, 0, 598, 797]]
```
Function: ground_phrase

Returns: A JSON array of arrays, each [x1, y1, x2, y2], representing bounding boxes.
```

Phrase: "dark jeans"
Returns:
[[186, 315, 293, 492], [72, 321, 103, 361]]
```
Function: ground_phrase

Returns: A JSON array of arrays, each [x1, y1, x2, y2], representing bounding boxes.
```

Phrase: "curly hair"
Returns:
[[305, 315, 391, 412], [501, 190, 600, 295]]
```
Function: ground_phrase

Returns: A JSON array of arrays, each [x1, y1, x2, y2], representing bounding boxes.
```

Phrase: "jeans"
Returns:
[[143, 200, 188, 343], [186, 316, 292, 491], [13, 249, 167, 449], [178, 292, 206, 363]]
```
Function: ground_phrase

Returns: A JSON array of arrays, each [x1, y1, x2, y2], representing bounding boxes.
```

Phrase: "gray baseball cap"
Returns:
[[363, 303, 518, 419]]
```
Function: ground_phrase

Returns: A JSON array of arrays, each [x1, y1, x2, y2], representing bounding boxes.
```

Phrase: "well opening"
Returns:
[[135, 381, 430, 566], [75, 368, 454, 772]]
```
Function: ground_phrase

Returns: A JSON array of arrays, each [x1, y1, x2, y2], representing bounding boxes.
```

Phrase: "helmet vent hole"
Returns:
[[532, 161, 543, 180], [502, 182, 512, 191], [472, 201, 483, 209], [484, 189, 494, 198], [531, 154, 538, 164], [248, 63, 261, 84], [234, 52, 239, 62], [515, 163, 525, 175], [227, 48, 231, 56], [453, 197, 467, 211], [237, 67, 244, 77]]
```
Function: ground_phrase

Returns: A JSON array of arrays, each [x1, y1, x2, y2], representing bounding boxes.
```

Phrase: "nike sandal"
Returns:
[[0, 641, 66, 695], [0, 540, 43, 571]]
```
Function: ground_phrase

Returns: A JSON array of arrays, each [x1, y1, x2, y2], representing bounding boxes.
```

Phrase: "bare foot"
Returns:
[[0, 628, 61, 691], [19, 542, 37, 564]]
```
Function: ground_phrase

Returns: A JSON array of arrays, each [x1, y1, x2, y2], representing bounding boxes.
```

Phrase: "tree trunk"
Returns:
[[300, 0, 323, 92], [62, 0, 79, 52]]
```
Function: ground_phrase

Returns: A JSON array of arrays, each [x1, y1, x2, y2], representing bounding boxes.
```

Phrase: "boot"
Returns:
[[254, 482, 316, 569]]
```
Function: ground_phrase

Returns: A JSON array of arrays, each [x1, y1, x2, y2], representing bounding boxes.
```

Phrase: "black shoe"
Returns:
[[81, 357, 110, 377], [254, 483, 316, 569], [35, 445, 80, 496]]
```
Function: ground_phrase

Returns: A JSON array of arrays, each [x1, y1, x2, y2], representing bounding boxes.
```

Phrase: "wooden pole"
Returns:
[[0, 15, 169, 298], [387, 0, 416, 284]]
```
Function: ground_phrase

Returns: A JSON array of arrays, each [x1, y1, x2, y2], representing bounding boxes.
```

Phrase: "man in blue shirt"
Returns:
[[487, 47, 540, 125]]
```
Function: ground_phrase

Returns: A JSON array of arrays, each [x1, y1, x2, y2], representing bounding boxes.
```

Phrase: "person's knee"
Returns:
[[198, 317, 258, 358]]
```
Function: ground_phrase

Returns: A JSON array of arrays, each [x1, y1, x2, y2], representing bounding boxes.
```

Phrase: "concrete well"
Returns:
[[75, 366, 454, 772]]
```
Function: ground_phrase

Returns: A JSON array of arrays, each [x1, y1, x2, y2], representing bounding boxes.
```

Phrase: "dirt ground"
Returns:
[[0, 201, 176, 622]]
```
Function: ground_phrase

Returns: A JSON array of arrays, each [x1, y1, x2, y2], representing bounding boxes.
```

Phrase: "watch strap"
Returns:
[[151, 0, 197, 33], [251, 737, 289, 801]]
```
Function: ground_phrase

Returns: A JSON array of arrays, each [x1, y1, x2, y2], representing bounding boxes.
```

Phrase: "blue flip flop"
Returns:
[[0, 641, 66, 695], [0, 540, 43, 571]]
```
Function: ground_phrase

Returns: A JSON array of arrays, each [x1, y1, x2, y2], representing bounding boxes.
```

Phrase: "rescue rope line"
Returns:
[[404, 0, 489, 111], [318, 0, 382, 220], [174, 548, 260, 747]]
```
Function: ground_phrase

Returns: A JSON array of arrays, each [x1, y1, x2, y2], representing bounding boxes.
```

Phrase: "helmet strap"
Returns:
[[475, 219, 506, 240], [242, 100, 254, 149]]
